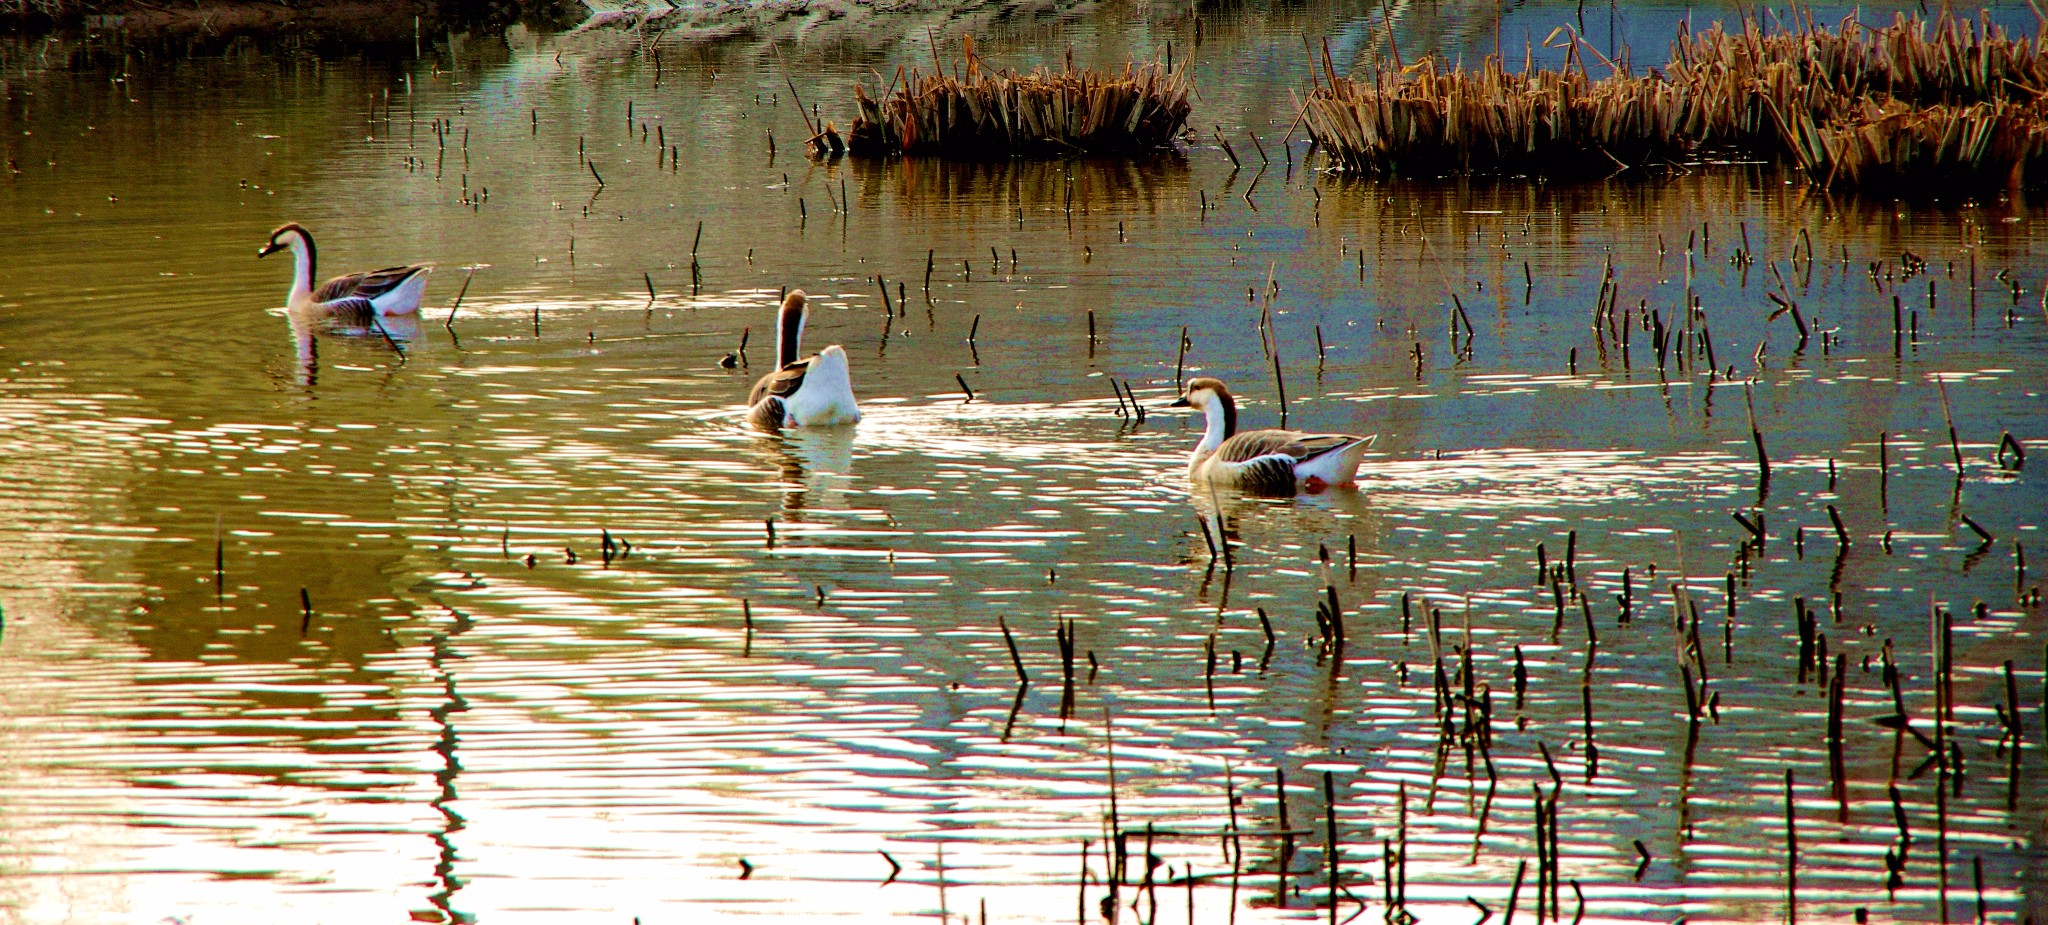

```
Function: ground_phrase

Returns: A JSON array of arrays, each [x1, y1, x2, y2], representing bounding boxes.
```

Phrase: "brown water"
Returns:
[[1, 4, 2045, 923]]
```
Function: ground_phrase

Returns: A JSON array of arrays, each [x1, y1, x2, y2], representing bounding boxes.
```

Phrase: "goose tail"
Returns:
[[1294, 434, 1375, 487], [374, 266, 433, 316]]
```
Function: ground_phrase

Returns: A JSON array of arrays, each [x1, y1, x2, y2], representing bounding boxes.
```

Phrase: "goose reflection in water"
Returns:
[[283, 308, 420, 388], [1185, 477, 1386, 612], [758, 424, 857, 516]]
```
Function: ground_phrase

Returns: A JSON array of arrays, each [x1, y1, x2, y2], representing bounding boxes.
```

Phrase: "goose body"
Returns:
[[1170, 377, 1372, 494], [748, 290, 860, 429], [260, 223, 431, 317]]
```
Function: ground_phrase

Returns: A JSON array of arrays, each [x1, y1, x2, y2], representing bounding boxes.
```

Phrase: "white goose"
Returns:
[[259, 223, 431, 317], [1169, 377, 1373, 494], [747, 289, 860, 430]]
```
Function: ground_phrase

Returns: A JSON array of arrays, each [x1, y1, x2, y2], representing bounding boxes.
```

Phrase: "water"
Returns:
[[1, 3, 2045, 923]]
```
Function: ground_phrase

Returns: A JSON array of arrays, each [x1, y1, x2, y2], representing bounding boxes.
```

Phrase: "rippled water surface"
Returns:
[[2, 3, 2045, 923]]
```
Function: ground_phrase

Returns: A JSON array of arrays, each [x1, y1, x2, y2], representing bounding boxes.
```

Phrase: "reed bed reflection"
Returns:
[[860, 153, 1192, 224]]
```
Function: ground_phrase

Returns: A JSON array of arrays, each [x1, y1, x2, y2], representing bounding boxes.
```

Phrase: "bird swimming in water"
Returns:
[[1169, 377, 1372, 494], [259, 223, 432, 317], [747, 289, 860, 430]]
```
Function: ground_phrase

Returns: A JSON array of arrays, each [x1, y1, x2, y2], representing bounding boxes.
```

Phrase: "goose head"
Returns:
[[1168, 377, 1232, 413], [1169, 377, 1238, 460], [258, 223, 313, 259]]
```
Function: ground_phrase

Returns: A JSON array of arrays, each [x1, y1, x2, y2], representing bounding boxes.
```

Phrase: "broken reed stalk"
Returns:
[[1214, 129, 1241, 167], [1274, 766, 1292, 907], [1174, 326, 1189, 389], [444, 267, 474, 330], [1828, 654, 1848, 817], [1937, 378, 1966, 477], [1785, 769, 1798, 924], [212, 512, 224, 607], [1214, 510, 1234, 572], [1271, 350, 1289, 429], [849, 52, 1192, 157], [1533, 784, 1551, 923], [1323, 771, 1340, 925], [1548, 783, 1563, 914], [999, 616, 1028, 684], [1745, 383, 1771, 496], [1997, 431, 2026, 469], [1504, 859, 1526, 925]]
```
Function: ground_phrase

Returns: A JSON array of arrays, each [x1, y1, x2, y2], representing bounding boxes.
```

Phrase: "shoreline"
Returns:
[[4, 0, 588, 45], [563, 1, 1158, 56]]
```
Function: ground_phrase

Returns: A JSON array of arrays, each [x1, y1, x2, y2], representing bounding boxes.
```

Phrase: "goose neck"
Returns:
[[1196, 392, 1236, 457], [288, 235, 316, 303], [777, 300, 807, 367]]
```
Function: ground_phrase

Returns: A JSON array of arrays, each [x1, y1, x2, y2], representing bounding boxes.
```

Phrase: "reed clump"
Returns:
[[1681, 11, 2048, 189], [849, 47, 1192, 157], [1298, 55, 1694, 176], [1302, 9, 2048, 190]]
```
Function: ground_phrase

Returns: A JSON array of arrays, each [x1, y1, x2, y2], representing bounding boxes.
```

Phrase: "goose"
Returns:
[[258, 223, 431, 316], [1168, 377, 1373, 494], [747, 290, 860, 429]]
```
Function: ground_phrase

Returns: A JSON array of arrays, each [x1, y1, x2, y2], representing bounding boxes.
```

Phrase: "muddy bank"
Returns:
[[3, 0, 585, 49], [564, 0, 1161, 58]]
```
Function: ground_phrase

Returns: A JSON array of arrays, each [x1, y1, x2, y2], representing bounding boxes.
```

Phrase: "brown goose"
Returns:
[[1168, 377, 1373, 494], [747, 290, 860, 429], [259, 223, 431, 316]]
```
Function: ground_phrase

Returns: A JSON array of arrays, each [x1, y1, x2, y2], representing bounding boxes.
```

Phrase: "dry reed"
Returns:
[[1301, 9, 2048, 190], [849, 44, 1191, 157]]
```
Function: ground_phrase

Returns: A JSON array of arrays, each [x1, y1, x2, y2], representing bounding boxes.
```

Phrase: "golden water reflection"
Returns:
[[0, 5, 2045, 924]]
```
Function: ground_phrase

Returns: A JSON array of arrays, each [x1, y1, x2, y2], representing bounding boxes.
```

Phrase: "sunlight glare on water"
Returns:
[[0, 2, 2044, 923]]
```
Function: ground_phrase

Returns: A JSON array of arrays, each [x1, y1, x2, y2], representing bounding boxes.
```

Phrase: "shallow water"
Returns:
[[1, 3, 2045, 923]]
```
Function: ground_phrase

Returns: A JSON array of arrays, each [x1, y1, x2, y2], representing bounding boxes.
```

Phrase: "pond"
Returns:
[[0, 2, 2043, 923]]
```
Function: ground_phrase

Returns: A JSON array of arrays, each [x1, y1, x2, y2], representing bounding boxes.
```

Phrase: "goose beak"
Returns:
[[1167, 395, 1190, 408], [258, 242, 284, 258]]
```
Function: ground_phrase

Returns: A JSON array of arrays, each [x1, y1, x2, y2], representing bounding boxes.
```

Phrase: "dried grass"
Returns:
[[848, 45, 1191, 157], [1682, 11, 2048, 189], [1299, 57, 1693, 176], [1302, 9, 2048, 191]]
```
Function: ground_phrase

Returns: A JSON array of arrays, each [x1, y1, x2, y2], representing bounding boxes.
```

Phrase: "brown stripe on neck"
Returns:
[[1219, 390, 1237, 438], [777, 298, 804, 367]]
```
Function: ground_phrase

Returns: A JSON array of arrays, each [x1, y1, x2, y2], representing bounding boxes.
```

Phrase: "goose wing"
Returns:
[[748, 359, 810, 406], [320, 297, 378, 326], [314, 264, 430, 303], [1227, 454, 1301, 495], [1213, 429, 1358, 465], [748, 395, 787, 430]]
